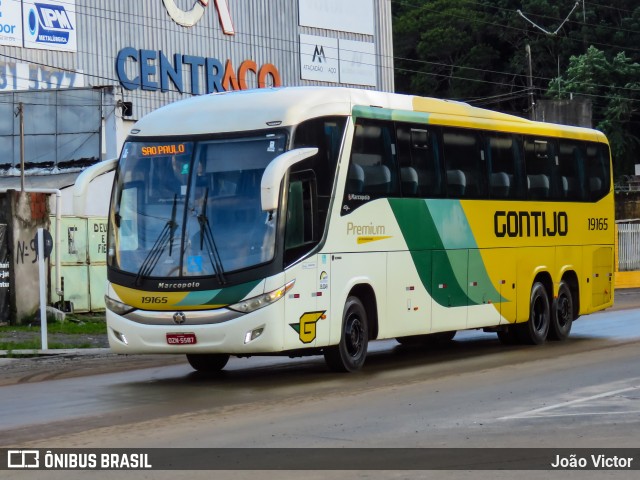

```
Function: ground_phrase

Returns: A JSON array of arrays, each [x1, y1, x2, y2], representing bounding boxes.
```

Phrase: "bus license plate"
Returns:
[[166, 333, 197, 345]]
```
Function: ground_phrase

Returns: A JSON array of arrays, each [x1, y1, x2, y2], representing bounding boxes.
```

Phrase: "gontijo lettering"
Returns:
[[494, 210, 568, 238]]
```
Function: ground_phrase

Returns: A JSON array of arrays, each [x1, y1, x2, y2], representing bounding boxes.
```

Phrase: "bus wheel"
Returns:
[[186, 353, 230, 372], [549, 281, 573, 341], [517, 282, 550, 345], [430, 331, 456, 343], [324, 296, 369, 372], [497, 327, 519, 345]]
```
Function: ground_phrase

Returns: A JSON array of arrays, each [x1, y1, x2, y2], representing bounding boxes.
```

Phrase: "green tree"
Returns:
[[393, 1, 640, 173], [394, 0, 504, 101], [547, 46, 640, 175]]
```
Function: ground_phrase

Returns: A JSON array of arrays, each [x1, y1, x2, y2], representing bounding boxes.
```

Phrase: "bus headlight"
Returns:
[[228, 280, 295, 314], [104, 295, 136, 316]]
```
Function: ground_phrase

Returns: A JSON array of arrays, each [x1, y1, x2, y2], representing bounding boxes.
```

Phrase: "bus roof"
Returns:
[[129, 87, 607, 143]]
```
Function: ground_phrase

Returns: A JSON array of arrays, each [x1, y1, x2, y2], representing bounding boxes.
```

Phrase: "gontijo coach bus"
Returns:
[[105, 87, 614, 372]]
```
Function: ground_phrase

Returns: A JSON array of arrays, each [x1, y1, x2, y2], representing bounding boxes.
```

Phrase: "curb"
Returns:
[[0, 348, 112, 358]]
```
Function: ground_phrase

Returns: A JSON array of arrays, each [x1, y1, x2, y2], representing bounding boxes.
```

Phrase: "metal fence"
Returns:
[[618, 223, 640, 271]]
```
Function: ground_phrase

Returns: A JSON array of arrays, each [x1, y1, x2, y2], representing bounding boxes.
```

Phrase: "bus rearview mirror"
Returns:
[[261, 147, 318, 212]]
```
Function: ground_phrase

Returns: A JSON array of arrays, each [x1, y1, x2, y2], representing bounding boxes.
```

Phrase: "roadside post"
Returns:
[[37, 228, 53, 350]]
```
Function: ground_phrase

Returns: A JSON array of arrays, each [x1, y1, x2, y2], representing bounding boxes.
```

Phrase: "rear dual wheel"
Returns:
[[517, 282, 550, 345], [502, 280, 574, 345], [549, 281, 573, 341]]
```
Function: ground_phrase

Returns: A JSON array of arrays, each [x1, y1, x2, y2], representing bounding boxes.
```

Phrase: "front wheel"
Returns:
[[517, 282, 550, 345], [324, 296, 369, 372], [549, 281, 573, 341], [186, 353, 230, 372]]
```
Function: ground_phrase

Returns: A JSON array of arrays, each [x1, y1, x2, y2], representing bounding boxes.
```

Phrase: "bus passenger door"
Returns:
[[431, 249, 468, 332], [284, 258, 319, 350]]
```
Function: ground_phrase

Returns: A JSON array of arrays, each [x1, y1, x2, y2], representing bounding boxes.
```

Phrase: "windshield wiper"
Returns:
[[197, 188, 227, 285], [135, 194, 179, 285]]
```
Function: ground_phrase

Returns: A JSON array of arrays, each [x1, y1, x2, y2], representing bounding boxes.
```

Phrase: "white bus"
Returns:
[[105, 87, 614, 372]]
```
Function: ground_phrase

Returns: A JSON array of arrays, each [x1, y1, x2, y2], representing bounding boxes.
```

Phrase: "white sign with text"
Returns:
[[0, 0, 23, 47], [300, 34, 339, 83]]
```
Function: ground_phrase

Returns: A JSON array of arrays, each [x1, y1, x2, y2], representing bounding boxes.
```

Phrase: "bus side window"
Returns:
[[395, 124, 442, 198], [586, 143, 611, 201], [485, 134, 522, 199], [557, 140, 587, 201], [524, 138, 553, 200], [442, 129, 484, 198], [284, 172, 319, 267], [293, 116, 347, 236], [350, 121, 399, 196]]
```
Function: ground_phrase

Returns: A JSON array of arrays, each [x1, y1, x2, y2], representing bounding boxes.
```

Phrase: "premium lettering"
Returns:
[[347, 222, 386, 236]]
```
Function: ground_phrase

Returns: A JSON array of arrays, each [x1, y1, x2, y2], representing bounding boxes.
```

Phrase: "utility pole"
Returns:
[[526, 45, 535, 120], [15, 102, 25, 192]]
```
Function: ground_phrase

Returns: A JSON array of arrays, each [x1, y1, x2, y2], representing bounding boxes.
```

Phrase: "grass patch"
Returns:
[[0, 313, 106, 350], [1, 314, 106, 335], [0, 340, 93, 351]]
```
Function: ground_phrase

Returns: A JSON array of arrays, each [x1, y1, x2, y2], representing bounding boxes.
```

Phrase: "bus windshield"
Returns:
[[109, 132, 287, 280]]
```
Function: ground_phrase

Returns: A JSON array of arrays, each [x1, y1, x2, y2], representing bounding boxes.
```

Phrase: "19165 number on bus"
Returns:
[[588, 218, 608, 231]]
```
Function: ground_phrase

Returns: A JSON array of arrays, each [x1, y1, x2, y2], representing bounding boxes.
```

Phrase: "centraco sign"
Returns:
[[116, 1, 281, 94], [116, 48, 281, 94], [163, 0, 235, 33]]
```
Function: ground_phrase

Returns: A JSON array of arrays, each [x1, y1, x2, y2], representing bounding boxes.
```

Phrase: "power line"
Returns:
[[1, 0, 638, 108]]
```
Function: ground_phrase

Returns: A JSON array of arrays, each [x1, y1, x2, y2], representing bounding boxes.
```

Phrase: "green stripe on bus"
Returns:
[[388, 198, 503, 307], [352, 106, 431, 124], [177, 280, 262, 307]]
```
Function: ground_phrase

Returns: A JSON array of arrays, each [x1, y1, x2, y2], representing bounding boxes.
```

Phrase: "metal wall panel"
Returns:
[[618, 223, 640, 271], [69, 0, 394, 119], [49, 216, 107, 312]]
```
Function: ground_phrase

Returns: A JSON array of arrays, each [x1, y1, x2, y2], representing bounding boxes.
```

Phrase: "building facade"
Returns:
[[1, 0, 394, 179], [0, 0, 395, 320]]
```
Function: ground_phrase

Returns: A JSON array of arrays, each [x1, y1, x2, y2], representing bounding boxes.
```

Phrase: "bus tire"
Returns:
[[497, 327, 519, 345], [324, 296, 369, 372], [549, 281, 573, 341], [186, 353, 230, 372], [517, 282, 550, 345], [430, 330, 456, 343]]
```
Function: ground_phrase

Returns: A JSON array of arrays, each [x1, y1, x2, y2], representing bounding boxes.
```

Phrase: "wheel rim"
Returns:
[[556, 294, 571, 328], [532, 294, 547, 333], [345, 314, 364, 357]]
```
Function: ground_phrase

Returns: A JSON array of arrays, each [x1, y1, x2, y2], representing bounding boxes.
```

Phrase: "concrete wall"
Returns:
[[536, 98, 593, 128], [616, 191, 640, 220], [0, 191, 50, 324]]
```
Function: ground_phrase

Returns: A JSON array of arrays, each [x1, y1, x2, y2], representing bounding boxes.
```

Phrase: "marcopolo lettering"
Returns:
[[116, 48, 281, 95], [494, 211, 568, 238]]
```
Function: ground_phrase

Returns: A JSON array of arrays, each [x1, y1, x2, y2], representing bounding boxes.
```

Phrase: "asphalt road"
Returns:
[[1, 297, 639, 479]]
